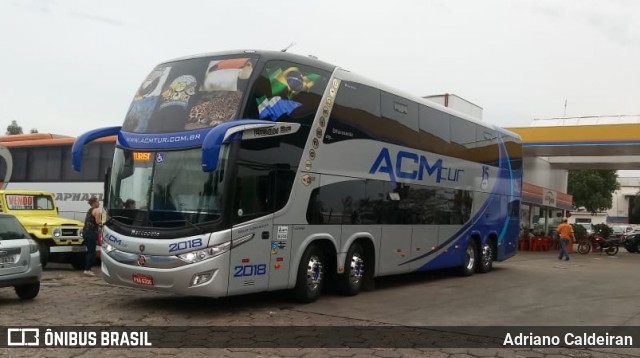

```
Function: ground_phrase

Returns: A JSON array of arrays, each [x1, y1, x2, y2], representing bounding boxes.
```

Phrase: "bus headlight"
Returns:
[[102, 242, 116, 254], [178, 241, 231, 264], [53, 228, 61, 238]]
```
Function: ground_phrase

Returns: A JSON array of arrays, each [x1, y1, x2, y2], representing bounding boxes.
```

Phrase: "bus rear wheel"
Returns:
[[337, 242, 365, 296], [293, 244, 324, 303], [459, 241, 477, 276], [476, 243, 493, 273]]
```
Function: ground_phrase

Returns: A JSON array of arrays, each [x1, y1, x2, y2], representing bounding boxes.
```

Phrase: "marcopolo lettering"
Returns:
[[369, 147, 463, 184], [254, 127, 279, 136]]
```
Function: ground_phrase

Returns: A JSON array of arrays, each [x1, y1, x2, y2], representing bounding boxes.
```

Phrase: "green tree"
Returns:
[[6, 120, 23, 135], [568, 170, 619, 214], [30, 128, 38, 134]]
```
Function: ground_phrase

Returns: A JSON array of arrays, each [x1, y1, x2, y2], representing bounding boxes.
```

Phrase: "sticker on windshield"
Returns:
[[268, 66, 321, 99], [123, 67, 171, 132], [187, 92, 242, 129], [156, 152, 166, 164], [135, 67, 171, 100], [160, 75, 197, 109], [201, 58, 255, 92], [257, 96, 301, 121]]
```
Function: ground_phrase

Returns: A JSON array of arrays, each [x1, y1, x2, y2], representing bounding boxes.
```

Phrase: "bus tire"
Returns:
[[36, 240, 49, 268], [293, 244, 324, 303], [337, 242, 365, 296], [477, 243, 493, 273], [459, 241, 477, 276]]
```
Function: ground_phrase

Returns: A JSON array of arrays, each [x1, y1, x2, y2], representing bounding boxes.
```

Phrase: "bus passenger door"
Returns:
[[227, 161, 275, 296], [228, 218, 273, 296]]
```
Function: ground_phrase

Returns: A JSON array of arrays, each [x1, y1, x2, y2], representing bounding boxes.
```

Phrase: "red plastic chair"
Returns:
[[531, 237, 550, 251], [519, 238, 528, 251]]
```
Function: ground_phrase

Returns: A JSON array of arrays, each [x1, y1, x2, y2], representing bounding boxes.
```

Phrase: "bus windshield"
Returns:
[[122, 56, 257, 134], [107, 146, 228, 228]]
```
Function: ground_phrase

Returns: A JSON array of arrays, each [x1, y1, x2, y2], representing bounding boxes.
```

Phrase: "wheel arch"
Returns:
[[288, 234, 338, 289], [340, 232, 377, 277]]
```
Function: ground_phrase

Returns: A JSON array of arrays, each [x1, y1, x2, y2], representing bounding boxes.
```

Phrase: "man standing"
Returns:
[[556, 218, 574, 261], [83, 196, 102, 276]]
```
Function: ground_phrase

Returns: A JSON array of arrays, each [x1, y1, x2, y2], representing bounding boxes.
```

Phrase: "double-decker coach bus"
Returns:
[[73, 50, 522, 302], [0, 134, 115, 220]]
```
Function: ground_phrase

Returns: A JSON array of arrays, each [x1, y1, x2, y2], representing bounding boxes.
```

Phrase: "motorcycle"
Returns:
[[622, 231, 640, 253], [577, 233, 620, 255]]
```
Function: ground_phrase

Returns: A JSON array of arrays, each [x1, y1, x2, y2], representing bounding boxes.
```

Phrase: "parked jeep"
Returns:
[[0, 213, 42, 300], [0, 190, 86, 269]]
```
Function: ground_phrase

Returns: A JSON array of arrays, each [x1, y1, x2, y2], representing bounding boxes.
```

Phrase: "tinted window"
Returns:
[[6, 142, 113, 183], [508, 199, 520, 218], [418, 105, 451, 157], [62, 142, 114, 182], [27, 147, 62, 181], [324, 82, 381, 144], [10, 148, 27, 181], [476, 126, 499, 167], [233, 136, 301, 224], [243, 60, 330, 155], [306, 180, 366, 225], [244, 60, 330, 127], [502, 134, 523, 170], [0, 216, 29, 240], [306, 179, 473, 225], [325, 82, 501, 168], [450, 117, 476, 147], [381, 92, 419, 131]]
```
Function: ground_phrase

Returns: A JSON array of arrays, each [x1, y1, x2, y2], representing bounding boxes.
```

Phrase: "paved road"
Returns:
[[1, 250, 640, 357]]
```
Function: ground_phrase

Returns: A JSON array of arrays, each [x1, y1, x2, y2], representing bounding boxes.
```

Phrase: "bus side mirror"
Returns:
[[201, 119, 287, 172], [72, 126, 121, 171], [103, 166, 111, 208]]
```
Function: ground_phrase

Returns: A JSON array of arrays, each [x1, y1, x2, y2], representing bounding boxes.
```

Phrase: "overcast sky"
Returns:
[[1, 0, 639, 136]]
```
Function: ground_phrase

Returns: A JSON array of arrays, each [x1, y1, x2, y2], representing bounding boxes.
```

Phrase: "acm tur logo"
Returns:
[[369, 148, 463, 184]]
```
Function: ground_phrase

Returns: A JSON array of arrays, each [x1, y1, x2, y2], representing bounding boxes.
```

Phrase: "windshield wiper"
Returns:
[[150, 218, 205, 233]]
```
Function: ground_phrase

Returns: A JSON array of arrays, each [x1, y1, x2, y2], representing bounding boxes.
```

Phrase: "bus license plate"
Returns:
[[132, 274, 154, 286]]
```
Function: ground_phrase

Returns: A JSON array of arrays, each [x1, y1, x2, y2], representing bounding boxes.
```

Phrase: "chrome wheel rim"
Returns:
[[306, 255, 323, 291], [349, 253, 364, 286], [482, 244, 492, 267], [465, 245, 475, 270]]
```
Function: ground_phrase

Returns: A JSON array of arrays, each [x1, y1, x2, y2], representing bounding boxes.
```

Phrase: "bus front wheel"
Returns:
[[337, 242, 365, 296], [293, 244, 324, 303], [459, 241, 477, 276]]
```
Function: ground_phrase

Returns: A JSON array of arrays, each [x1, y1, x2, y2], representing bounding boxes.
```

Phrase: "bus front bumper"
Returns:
[[100, 249, 230, 297]]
